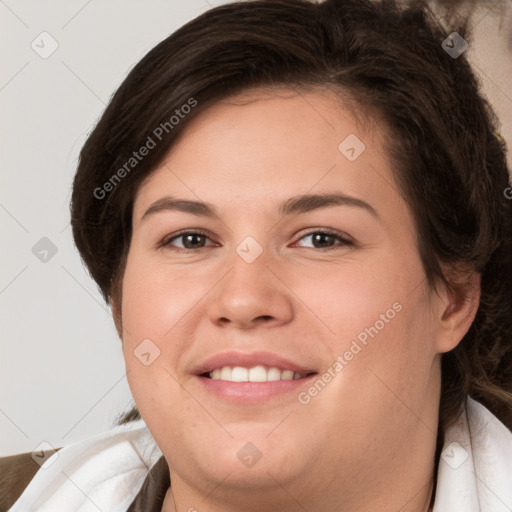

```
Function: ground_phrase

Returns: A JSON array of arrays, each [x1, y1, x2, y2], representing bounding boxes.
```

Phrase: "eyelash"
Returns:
[[160, 229, 354, 252]]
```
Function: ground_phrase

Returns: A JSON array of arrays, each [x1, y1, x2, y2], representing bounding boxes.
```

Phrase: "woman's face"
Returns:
[[118, 88, 468, 509]]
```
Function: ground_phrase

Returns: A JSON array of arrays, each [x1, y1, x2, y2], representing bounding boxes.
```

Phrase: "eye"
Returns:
[[161, 230, 215, 251], [294, 230, 354, 250], [160, 229, 353, 252]]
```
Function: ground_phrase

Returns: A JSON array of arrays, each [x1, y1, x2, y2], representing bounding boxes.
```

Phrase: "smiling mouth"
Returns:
[[200, 365, 317, 383]]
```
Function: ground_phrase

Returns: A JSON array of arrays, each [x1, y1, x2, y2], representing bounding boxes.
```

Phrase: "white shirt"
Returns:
[[8, 396, 512, 512]]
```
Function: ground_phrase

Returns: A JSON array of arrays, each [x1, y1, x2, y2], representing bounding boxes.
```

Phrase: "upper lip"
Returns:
[[191, 350, 317, 376]]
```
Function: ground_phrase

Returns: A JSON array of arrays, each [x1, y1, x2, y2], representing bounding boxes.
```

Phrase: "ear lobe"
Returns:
[[437, 270, 481, 353]]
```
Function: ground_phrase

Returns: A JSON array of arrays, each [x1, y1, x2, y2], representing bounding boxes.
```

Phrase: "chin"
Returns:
[[195, 432, 304, 484]]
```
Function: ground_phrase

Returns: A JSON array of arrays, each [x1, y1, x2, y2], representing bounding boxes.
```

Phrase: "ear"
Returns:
[[435, 269, 481, 354]]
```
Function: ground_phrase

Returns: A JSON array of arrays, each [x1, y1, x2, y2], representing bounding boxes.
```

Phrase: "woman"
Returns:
[[2, 0, 511, 510]]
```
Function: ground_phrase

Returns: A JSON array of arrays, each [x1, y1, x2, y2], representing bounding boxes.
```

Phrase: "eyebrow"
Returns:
[[141, 192, 379, 221]]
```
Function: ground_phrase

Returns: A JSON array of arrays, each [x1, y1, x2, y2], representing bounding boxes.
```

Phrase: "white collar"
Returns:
[[8, 418, 162, 512], [433, 396, 512, 511], [9, 397, 512, 511]]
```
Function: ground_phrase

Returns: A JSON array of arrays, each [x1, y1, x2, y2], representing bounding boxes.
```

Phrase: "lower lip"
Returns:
[[196, 374, 317, 404]]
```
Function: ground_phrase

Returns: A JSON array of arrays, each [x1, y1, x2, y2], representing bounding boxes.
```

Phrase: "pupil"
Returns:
[[184, 234, 204, 249], [313, 233, 334, 248]]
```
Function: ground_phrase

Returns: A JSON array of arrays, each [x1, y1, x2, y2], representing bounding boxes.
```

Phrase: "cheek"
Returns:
[[121, 253, 198, 343], [309, 249, 436, 392], [333, 285, 437, 417], [120, 253, 208, 411], [302, 254, 413, 345]]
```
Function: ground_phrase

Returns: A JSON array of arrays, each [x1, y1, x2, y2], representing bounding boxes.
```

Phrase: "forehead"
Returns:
[[132, 86, 400, 222]]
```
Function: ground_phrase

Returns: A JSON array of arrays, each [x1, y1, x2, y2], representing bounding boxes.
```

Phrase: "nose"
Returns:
[[207, 247, 294, 330]]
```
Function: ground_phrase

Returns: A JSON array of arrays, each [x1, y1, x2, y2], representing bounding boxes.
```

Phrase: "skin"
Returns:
[[113, 87, 480, 512]]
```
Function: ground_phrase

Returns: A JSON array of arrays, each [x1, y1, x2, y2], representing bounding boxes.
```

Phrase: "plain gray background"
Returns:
[[1, 0, 511, 456]]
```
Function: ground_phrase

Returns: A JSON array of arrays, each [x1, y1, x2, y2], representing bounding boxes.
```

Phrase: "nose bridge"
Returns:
[[207, 234, 293, 328], [231, 235, 270, 289]]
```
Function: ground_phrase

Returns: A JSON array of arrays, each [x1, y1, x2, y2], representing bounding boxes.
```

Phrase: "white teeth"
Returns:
[[220, 366, 232, 380], [281, 370, 294, 380], [231, 367, 248, 382], [248, 365, 267, 382], [267, 367, 281, 381], [208, 365, 307, 382]]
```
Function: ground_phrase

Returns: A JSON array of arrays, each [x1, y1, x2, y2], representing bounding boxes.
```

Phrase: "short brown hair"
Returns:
[[71, 0, 512, 432]]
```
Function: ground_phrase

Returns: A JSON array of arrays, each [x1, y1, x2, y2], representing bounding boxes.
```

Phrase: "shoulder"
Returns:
[[0, 448, 61, 511]]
